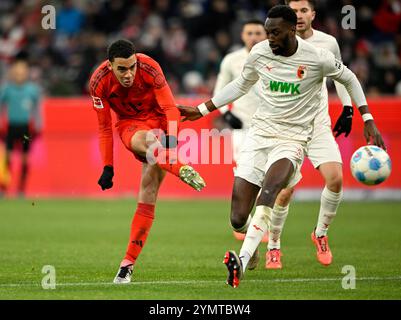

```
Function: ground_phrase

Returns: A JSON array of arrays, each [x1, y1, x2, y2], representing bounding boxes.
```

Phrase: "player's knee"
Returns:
[[230, 209, 250, 230], [325, 172, 343, 193], [276, 188, 293, 207], [130, 132, 153, 157], [258, 182, 285, 206]]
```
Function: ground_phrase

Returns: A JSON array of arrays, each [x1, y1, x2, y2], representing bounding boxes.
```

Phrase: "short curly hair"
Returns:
[[266, 5, 298, 27], [107, 39, 136, 62]]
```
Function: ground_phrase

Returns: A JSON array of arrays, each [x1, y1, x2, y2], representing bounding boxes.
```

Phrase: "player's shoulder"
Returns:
[[299, 36, 332, 59], [251, 40, 269, 53], [89, 60, 111, 96], [248, 39, 270, 61], [223, 47, 248, 60], [137, 53, 161, 73], [137, 53, 165, 87], [312, 29, 338, 46]]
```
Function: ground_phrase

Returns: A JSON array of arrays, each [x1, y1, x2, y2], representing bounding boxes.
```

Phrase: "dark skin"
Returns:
[[178, 17, 386, 225]]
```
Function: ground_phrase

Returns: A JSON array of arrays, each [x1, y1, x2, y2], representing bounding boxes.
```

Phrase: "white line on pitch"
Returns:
[[1, 276, 401, 288]]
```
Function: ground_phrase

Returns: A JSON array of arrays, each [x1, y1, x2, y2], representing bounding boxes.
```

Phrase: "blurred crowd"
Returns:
[[1, 0, 401, 96]]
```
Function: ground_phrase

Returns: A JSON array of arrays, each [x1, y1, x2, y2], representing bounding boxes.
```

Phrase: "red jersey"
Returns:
[[89, 53, 180, 166]]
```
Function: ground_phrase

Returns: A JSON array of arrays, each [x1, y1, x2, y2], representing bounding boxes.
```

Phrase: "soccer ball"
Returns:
[[350, 145, 392, 186]]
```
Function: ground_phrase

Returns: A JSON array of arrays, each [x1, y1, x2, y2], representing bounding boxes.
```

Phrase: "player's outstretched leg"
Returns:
[[130, 131, 206, 192], [238, 158, 295, 277], [223, 250, 243, 288]]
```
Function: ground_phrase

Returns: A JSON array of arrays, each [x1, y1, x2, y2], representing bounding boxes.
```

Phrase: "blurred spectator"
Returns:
[[56, 0, 84, 36], [0, 59, 42, 196], [0, 0, 401, 96]]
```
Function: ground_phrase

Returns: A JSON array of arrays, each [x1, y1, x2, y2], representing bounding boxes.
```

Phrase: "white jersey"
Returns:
[[214, 47, 259, 128], [211, 36, 367, 143], [305, 29, 352, 127]]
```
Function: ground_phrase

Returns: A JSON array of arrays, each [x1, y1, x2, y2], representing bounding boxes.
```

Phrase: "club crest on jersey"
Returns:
[[92, 96, 104, 109], [297, 65, 307, 79]]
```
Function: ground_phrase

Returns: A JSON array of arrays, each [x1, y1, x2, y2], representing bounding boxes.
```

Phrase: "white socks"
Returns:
[[268, 204, 289, 250], [315, 186, 343, 237], [239, 205, 272, 270]]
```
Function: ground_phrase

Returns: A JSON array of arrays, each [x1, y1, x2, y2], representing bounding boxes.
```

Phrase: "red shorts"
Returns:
[[116, 118, 167, 162]]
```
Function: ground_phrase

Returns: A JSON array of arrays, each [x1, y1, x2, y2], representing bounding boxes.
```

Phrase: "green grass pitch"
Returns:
[[0, 199, 400, 300]]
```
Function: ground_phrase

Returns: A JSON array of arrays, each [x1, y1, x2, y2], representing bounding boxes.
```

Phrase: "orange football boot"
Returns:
[[265, 249, 282, 269], [311, 230, 332, 266], [233, 231, 269, 243]]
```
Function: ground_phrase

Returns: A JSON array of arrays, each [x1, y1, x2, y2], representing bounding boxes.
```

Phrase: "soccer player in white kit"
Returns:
[[179, 5, 385, 288], [265, 0, 355, 270], [214, 20, 268, 245]]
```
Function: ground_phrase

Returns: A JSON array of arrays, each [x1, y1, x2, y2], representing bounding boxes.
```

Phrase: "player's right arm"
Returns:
[[179, 52, 259, 121], [90, 79, 114, 190]]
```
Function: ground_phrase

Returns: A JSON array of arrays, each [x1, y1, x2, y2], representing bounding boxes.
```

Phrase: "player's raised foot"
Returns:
[[265, 249, 282, 269], [179, 165, 206, 191], [311, 230, 332, 266], [113, 265, 133, 284], [247, 249, 260, 270], [223, 250, 243, 288]]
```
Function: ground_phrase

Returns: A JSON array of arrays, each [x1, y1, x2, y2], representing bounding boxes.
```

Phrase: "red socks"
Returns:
[[155, 148, 182, 177], [121, 203, 155, 267]]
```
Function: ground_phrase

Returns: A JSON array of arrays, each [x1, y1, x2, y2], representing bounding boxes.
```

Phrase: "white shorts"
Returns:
[[235, 133, 305, 188], [232, 128, 248, 163], [307, 124, 342, 168]]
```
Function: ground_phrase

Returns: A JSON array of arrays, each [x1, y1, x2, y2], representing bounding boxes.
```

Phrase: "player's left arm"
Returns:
[[321, 49, 386, 150], [149, 61, 180, 148], [332, 41, 353, 138]]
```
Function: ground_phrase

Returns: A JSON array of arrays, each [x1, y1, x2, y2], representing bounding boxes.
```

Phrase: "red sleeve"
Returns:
[[90, 82, 114, 167], [142, 57, 180, 136]]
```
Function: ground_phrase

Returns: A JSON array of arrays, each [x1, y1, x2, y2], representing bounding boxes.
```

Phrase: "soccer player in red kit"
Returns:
[[89, 39, 205, 284]]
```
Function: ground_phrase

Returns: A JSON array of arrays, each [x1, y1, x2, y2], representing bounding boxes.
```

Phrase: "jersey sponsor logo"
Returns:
[[269, 81, 301, 95], [297, 65, 307, 79], [92, 96, 104, 109]]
